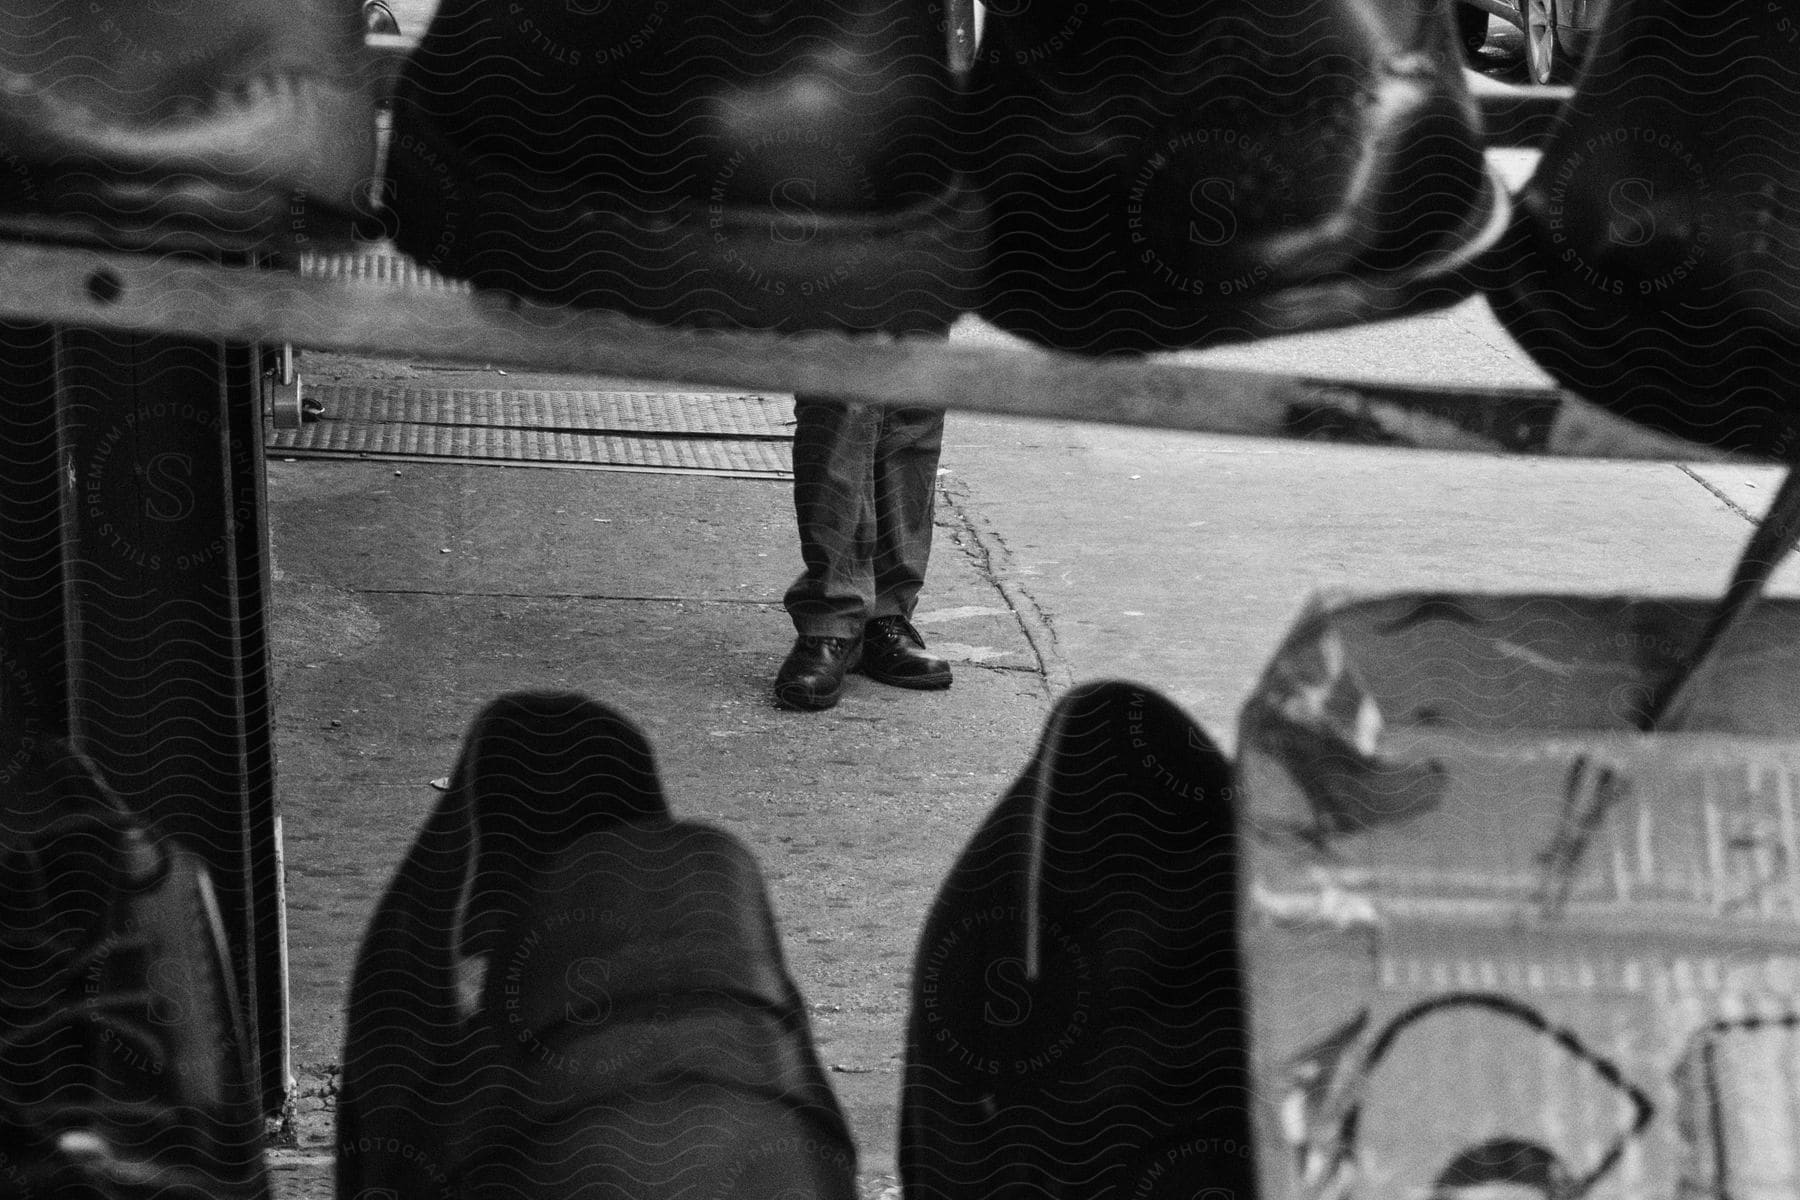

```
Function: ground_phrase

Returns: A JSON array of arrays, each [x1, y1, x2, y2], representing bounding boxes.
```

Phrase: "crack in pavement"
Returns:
[[937, 477, 1071, 693], [1677, 463, 1760, 524]]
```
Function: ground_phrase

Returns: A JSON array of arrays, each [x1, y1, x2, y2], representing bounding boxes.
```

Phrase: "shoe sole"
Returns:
[[1256, 158, 1515, 337], [1480, 174, 1795, 457], [854, 662, 952, 690], [384, 118, 986, 336], [670, 179, 987, 335], [773, 680, 844, 711], [981, 154, 1512, 354], [0, 77, 374, 251]]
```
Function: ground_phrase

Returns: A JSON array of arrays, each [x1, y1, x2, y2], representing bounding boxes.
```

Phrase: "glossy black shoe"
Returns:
[[1484, 0, 1800, 457], [339, 692, 668, 1200], [457, 820, 855, 1200], [900, 681, 1255, 1200], [1, 742, 269, 1200], [0, 0, 379, 249], [970, 0, 1508, 353], [382, 0, 983, 334], [339, 692, 853, 1200], [857, 616, 952, 690], [774, 634, 863, 711]]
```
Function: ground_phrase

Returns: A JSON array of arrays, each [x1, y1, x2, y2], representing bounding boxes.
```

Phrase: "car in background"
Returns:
[[1456, 0, 1608, 85], [363, 0, 399, 36]]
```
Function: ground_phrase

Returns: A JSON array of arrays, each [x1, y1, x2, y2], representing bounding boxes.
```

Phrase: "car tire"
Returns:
[[1523, 0, 1558, 84], [1455, 4, 1490, 61]]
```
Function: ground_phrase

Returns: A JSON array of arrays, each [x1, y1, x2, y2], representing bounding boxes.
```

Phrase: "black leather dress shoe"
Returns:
[[339, 692, 670, 1200], [457, 820, 856, 1200], [901, 681, 1255, 1200], [1484, 0, 1800, 457], [858, 616, 952, 689], [970, 0, 1507, 353], [0, 0, 378, 248], [774, 634, 863, 711], [382, 0, 982, 334], [2, 743, 269, 1200], [339, 692, 854, 1200]]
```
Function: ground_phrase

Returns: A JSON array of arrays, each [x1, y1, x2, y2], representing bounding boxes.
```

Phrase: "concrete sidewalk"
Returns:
[[265, 368, 1053, 1200], [263, 306, 1793, 1199]]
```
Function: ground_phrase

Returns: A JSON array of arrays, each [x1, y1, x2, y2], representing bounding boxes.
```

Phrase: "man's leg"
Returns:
[[859, 407, 953, 689], [777, 396, 883, 710], [869, 406, 944, 621]]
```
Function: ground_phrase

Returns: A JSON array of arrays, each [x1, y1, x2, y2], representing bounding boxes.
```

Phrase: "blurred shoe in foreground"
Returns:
[[971, 0, 1507, 353], [0, 743, 268, 1200], [1486, 0, 1800, 457], [338, 692, 855, 1200], [382, 0, 982, 334], [0, 0, 380, 249], [901, 680, 1257, 1200]]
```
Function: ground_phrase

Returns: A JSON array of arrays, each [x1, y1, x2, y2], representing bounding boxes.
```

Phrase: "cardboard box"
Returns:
[[1238, 594, 1800, 1199]]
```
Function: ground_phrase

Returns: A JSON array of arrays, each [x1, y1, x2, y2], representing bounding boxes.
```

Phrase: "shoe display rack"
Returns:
[[0, 210, 1727, 465], [0, 62, 1750, 1121]]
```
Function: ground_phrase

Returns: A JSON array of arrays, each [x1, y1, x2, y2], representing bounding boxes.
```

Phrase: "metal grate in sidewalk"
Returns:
[[268, 384, 795, 478]]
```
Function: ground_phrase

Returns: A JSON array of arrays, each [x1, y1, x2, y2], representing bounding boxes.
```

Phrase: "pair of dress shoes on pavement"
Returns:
[[4, 682, 1247, 1200], [775, 616, 953, 712]]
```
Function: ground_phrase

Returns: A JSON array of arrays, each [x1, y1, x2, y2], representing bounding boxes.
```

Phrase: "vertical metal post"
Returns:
[[0, 320, 286, 1114]]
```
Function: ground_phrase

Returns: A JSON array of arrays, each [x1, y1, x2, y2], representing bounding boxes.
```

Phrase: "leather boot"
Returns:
[[1485, 0, 1800, 457], [339, 691, 854, 1200], [382, 0, 983, 334], [1, 742, 269, 1200], [970, 0, 1507, 354], [0, 0, 379, 248], [900, 680, 1256, 1200]]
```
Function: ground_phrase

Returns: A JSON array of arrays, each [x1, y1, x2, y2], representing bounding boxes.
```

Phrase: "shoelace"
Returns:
[[868, 617, 924, 647], [0, 811, 229, 1200], [0, 926, 237, 1200], [0, 924, 180, 1129]]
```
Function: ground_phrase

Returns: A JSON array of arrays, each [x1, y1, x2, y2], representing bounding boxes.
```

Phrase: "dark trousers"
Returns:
[[784, 396, 945, 639]]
